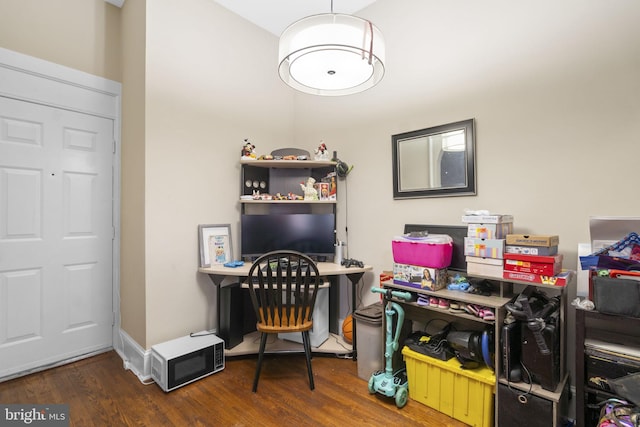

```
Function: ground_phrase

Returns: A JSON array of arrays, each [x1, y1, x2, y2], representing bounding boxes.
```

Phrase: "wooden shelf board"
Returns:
[[498, 374, 568, 402], [240, 159, 336, 168]]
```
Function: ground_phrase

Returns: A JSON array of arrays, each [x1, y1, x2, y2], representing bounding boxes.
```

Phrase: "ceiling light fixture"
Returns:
[[278, 1, 385, 96]]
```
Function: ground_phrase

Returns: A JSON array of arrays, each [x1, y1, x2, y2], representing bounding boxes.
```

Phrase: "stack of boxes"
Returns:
[[503, 234, 571, 286], [462, 214, 572, 286], [462, 214, 514, 278]]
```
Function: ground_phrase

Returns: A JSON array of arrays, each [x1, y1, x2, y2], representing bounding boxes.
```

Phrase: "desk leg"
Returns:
[[346, 271, 365, 361]]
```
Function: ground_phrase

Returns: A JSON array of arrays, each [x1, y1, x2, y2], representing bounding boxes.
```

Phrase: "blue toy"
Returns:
[[368, 286, 413, 408]]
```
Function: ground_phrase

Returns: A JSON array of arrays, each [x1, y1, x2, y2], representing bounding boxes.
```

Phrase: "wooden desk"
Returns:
[[199, 262, 372, 359]]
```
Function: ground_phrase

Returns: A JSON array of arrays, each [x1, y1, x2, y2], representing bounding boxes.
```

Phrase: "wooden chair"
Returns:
[[246, 250, 321, 392]]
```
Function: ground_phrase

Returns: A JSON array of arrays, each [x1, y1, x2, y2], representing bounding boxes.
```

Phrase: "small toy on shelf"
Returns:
[[241, 139, 256, 159], [300, 177, 319, 200], [314, 141, 329, 161]]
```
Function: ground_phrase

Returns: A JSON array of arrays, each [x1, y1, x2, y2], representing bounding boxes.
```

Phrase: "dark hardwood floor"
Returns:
[[0, 350, 467, 426]]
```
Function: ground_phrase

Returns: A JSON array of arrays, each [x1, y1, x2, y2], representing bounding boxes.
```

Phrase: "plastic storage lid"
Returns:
[[354, 303, 383, 321], [393, 234, 453, 244]]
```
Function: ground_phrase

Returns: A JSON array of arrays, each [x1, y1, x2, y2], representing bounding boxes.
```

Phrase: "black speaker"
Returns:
[[502, 322, 522, 382], [520, 311, 560, 391]]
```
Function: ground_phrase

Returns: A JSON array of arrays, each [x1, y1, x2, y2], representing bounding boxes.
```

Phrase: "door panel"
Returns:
[[0, 96, 113, 378]]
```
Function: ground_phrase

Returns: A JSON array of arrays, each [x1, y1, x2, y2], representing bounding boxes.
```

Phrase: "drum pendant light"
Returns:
[[278, 4, 385, 96]]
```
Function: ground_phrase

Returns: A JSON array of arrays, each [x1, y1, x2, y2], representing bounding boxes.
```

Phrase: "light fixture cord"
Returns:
[[362, 21, 374, 65], [367, 21, 374, 65]]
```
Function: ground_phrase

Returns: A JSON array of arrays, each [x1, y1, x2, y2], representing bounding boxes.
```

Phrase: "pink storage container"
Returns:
[[392, 234, 453, 268]]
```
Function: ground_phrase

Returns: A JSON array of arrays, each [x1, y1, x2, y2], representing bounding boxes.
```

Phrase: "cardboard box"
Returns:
[[464, 237, 505, 259], [465, 256, 504, 278], [505, 245, 558, 256], [506, 234, 559, 247], [502, 270, 574, 287], [393, 263, 447, 291], [503, 253, 563, 276], [461, 214, 513, 224], [467, 223, 513, 239]]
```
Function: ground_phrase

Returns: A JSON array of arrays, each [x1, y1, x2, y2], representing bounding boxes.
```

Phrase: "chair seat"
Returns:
[[256, 306, 312, 333], [257, 320, 313, 334]]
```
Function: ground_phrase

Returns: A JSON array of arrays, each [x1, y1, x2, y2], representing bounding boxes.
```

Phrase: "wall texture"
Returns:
[[0, 0, 121, 81]]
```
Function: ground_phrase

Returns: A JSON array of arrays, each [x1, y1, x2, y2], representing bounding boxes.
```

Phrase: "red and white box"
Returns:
[[503, 270, 574, 287], [392, 234, 453, 268], [503, 253, 563, 276]]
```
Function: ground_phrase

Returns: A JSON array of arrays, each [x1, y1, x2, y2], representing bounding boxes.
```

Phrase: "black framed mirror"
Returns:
[[392, 118, 476, 199]]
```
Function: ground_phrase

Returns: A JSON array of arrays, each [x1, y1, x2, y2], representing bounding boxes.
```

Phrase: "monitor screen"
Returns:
[[404, 224, 467, 272], [241, 214, 336, 260]]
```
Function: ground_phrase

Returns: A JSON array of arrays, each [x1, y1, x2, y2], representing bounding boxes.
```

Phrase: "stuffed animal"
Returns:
[[314, 141, 329, 160], [241, 139, 256, 159]]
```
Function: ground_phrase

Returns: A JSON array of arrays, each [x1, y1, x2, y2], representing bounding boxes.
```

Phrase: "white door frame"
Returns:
[[0, 47, 122, 361]]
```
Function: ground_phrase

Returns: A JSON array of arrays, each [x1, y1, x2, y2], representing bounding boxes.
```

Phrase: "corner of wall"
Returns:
[[117, 329, 152, 383]]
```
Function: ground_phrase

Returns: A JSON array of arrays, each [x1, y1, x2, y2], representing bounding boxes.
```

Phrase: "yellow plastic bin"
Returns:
[[402, 346, 495, 427]]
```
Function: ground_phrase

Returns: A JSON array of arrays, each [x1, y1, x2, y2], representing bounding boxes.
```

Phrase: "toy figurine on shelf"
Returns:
[[300, 177, 319, 200], [314, 141, 329, 161], [241, 138, 256, 159]]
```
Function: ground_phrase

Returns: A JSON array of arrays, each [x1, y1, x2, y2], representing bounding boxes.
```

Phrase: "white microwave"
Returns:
[[151, 332, 225, 392]]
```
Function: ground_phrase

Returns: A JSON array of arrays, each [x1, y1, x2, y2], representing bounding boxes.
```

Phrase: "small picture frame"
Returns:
[[198, 224, 233, 267]]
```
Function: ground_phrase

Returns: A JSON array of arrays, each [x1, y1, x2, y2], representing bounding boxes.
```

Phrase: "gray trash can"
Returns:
[[353, 302, 384, 381]]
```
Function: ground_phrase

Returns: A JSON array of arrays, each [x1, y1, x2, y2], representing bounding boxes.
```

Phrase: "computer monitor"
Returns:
[[241, 214, 335, 260]]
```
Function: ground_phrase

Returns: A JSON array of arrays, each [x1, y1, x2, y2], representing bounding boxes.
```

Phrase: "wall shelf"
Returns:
[[240, 159, 336, 168]]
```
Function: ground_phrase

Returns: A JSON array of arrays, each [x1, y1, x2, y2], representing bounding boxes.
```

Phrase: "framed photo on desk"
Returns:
[[198, 224, 233, 267]]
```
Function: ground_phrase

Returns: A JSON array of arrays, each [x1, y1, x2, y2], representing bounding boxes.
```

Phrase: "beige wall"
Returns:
[[143, 0, 295, 347], [296, 0, 640, 309], [2, 0, 640, 353], [120, 0, 147, 349], [0, 0, 121, 81]]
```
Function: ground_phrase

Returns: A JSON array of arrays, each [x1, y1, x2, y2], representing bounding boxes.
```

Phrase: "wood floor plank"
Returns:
[[0, 351, 468, 426]]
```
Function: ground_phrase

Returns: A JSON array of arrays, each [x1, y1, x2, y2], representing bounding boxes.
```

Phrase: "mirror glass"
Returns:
[[392, 119, 476, 199]]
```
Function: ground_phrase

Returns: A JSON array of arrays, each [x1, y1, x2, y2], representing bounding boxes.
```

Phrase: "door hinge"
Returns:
[[113, 139, 116, 154], [112, 227, 116, 240], [112, 312, 116, 326]]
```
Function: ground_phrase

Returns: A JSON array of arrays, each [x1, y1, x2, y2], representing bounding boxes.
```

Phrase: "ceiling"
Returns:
[[211, 0, 377, 36]]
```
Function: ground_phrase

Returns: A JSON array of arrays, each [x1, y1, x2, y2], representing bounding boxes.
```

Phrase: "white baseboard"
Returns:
[[117, 329, 152, 383]]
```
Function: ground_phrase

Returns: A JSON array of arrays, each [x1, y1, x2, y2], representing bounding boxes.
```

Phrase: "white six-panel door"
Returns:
[[0, 95, 114, 378]]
